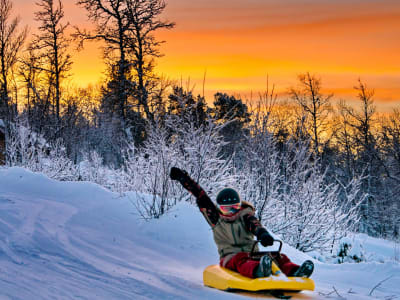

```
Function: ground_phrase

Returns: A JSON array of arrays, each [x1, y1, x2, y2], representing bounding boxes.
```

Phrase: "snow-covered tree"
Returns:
[[6, 119, 77, 181], [239, 108, 363, 252], [121, 99, 236, 218], [121, 121, 179, 218]]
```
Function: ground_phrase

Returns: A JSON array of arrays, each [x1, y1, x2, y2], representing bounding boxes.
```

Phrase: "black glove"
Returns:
[[258, 231, 274, 247], [169, 167, 187, 182]]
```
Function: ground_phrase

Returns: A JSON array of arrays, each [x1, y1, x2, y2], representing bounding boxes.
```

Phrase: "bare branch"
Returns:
[[369, 276, 393, 296]]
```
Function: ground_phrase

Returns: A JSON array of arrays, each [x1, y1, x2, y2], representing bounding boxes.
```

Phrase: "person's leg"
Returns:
[[221, 252, 260, 278], [292, 260, 314, 277], [273, 253, 299, 276]]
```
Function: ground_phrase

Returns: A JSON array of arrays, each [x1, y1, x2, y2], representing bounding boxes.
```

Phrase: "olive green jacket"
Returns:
[[209, 201, 259, 262], [176, 173, 267, 265]]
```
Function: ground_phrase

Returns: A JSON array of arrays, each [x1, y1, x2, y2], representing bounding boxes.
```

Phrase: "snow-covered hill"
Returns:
[[0, 167, 399, 299]]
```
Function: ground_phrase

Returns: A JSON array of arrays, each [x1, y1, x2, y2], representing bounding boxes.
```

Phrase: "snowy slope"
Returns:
[[0, 167, 399, 300]]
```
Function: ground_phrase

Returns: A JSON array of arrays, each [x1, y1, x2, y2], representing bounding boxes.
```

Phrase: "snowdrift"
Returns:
[[0, 167, 399, 299]]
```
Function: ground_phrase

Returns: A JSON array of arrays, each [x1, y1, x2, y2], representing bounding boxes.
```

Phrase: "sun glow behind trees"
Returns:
[[9, 0, 400, 110]]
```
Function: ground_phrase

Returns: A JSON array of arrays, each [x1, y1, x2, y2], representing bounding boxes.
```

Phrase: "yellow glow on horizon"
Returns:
[[71, 41, 105, 87], [12, 0, 398, 111]]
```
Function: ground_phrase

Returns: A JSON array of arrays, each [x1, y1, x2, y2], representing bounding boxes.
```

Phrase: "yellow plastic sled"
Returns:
[[203, 263, 315, 292], [203, 240, 315, 296]]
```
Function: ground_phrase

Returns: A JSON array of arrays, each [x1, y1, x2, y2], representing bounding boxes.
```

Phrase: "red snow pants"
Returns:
[[220, 252, 299, 278]]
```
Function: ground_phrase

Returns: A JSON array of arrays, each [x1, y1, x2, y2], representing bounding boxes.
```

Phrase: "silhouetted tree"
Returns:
[[290, 72, 332, 156], [30, 0, 72, 123], [125, 0, 174, 121], [167, 86, 208, 128], [0, 0, 27, 121], [75, 0, 174, 123], [212, 92, 251, 159], [19, 49, 53, 134], [342, 79, 382, 234], [333, 100, 356, 180]]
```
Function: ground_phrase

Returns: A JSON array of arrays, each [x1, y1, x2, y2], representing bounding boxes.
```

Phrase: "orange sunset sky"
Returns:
[[13, 0, 400, 111]]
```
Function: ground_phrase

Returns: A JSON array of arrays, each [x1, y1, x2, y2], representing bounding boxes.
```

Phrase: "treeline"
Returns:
[[0, 0, 398, 246]]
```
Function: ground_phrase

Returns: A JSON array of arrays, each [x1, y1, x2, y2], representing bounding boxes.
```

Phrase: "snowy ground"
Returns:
[[0, 167, 399, 300]]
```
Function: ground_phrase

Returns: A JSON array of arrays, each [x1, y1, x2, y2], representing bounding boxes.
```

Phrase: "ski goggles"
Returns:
[[218, 203, 241, 215]]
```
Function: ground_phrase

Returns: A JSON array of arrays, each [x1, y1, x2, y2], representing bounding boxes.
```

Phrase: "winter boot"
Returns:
[[292, 260, 314, 278], [253, 255, 272, 278]]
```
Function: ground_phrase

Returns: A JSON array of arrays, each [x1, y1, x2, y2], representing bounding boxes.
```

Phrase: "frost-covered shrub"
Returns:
[[167, 117, 236, 202], [120, 111, 236, 218], [240, 125, 363, 253], [39, 139, 78, 181], [335, 237, 365, 263], [6, 121, 77, 181], [79, 151, 110, 186], [267, 141, 344, 253], [122, 124, 179, 218]]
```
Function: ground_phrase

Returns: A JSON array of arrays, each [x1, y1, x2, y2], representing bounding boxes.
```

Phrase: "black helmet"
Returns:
[[216, 188, 241, 205]]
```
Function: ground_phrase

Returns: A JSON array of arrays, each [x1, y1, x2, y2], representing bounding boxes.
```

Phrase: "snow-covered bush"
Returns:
[[239, 108, 363, 253], [39, 139, 78, 181], [120, 109, 236, 218], [6, 120, 77, 181], [167, 117, 236, 202], [335, 237, 365, 263], [121, 123, 180, 218], [78, 151, 110, 187], [276, 142, 340, 252], [239, 121, 283, 222], [6, 121, 45, 169]]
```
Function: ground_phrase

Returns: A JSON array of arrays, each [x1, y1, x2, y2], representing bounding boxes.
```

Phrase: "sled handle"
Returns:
[[251, 239, 283, 254]]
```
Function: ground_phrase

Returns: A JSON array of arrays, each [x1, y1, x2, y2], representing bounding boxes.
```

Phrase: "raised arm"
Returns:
[[170, 167, 219, 227]]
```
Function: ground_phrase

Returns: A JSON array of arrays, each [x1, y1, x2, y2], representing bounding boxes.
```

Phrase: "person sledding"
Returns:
[[170, 167, 314, 279]]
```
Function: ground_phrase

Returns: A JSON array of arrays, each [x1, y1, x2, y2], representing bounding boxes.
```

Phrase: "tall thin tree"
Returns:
[[125, 0, 174, 122], [75, 0, 174, 122], [0, 0, 27, 121], [30, 0, 72, 122], [342, 79, 380, 234], [290, 72, 333, 156]]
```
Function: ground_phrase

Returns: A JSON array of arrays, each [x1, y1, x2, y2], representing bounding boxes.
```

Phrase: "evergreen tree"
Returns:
[[167, 86, 208, 129], [212, 92, 251, 160]]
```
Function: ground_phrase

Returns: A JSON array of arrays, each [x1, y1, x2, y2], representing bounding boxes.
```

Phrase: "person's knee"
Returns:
[[232, 252, 250, 266], [277, 253, 291, 265]]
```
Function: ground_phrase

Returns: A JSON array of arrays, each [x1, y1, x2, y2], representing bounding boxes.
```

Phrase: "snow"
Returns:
[[0, 167, 399, 300]]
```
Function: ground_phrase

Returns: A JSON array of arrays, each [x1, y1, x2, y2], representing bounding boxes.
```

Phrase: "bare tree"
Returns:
[[0, 0, 27, 121], [74, 0, 174, 122], [342, 79, 383, 234], [381, 109, 400, 184], [75, 0, 131, 124], [290, 72, 333, 156], [334, 100, 356, 179], [125, 0, 174, 121], [19, 49, 51, 133], [348, 79, 376, 155], [30, 0, 72, 122]]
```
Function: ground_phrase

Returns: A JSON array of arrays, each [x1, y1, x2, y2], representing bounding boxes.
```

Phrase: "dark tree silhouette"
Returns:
[[74, 0, 174, 122], [0, 0, 27, 122], [167, 86, 208, 128], [30, 0, 72, 122], [290, 72, 333, 156], [212, 92, 251, 159]]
